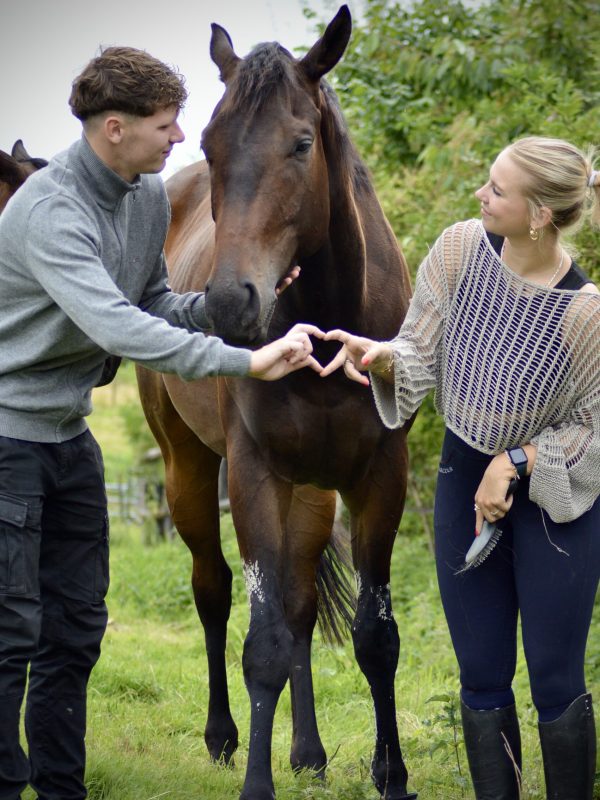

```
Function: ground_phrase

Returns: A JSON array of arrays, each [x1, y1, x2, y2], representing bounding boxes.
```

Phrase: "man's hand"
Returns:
[[248, 323, 322, 380]]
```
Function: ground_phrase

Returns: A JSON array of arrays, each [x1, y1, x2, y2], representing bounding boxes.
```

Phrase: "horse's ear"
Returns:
[[210, 23, 241, 84], [300, 5, 352, 83], [11, 139, 31, 163], [0, 150, 22, 185]]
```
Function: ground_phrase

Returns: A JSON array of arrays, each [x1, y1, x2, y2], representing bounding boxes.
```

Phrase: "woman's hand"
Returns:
[[319, 329, 394, 386], [474, 454, 517, 531], [275, 265, 301, 296], [248, 323, 322, 380]]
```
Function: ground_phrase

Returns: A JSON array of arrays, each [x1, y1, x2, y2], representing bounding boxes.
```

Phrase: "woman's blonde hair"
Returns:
[[506, 136, 599, 232]]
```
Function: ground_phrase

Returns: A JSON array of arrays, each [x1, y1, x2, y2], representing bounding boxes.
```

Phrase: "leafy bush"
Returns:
[[330, 0, 600, 278]]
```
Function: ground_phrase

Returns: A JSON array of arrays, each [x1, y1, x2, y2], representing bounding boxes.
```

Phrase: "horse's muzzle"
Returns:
[[204, 277, 274, 345]]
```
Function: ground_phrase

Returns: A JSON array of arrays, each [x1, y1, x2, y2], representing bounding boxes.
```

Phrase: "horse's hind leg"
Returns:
[[343, 430, 418, 800], [136, 368, 238, 764], [283, 485, 338, 778]]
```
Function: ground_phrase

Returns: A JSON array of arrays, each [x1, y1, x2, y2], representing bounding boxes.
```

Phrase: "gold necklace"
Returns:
[[500, 242, 565, 288], [543, 248, 565, 288]]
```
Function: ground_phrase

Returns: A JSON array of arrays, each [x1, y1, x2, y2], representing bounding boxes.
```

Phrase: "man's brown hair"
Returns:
[[69, 46, 188, 121]]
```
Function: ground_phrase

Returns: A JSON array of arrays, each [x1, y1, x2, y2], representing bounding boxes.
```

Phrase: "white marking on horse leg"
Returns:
[[372, 583, 394, 621], [355, 571, 363, 598], [242, 560, 266, 605]]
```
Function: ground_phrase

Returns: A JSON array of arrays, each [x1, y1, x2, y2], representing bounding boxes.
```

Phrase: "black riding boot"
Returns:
[[461, 700, 522, 800], [538, 693, 596, 800]]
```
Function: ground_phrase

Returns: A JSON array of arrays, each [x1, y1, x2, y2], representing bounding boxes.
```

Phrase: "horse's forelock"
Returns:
[[226, 42, 298, 115]]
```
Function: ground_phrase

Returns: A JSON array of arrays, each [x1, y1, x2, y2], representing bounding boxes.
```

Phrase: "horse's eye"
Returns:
[[294, 139, 313, 156]]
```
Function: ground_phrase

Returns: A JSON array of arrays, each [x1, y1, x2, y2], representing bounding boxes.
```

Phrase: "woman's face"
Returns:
[[475, 149, 533, 239]]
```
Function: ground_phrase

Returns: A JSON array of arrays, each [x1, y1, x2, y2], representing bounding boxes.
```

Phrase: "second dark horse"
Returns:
[[137, 6, 416, 799]]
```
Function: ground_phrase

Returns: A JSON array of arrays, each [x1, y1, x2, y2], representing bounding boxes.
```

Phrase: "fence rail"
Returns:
[[106, 474, 173, 538]]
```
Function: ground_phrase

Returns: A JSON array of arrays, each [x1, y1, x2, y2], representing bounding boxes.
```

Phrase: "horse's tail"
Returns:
[[316, 518, 356, 646]]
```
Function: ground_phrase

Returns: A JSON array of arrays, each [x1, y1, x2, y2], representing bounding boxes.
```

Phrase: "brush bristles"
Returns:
[[455, 528, 503, 575]]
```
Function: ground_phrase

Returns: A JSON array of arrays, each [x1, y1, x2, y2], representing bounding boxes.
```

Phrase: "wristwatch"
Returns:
[[506, 446, 528, 479]]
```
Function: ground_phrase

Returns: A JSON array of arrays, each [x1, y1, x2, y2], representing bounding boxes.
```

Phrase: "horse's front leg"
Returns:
[[343, 431, 418, 800], [228, 448, 294, 800], [284, 484, 338, 778]]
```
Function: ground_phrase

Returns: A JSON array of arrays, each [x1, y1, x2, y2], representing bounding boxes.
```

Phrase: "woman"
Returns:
[[319, 137, 600, 799]]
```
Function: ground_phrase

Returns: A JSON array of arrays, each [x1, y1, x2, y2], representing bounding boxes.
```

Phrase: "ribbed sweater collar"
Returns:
[[71, 135, 141, 210]]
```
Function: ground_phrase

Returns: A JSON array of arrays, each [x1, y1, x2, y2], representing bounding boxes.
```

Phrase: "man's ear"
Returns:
[[103, 114, 126, 144]]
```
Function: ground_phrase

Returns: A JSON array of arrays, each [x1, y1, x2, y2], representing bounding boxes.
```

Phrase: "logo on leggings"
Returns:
[[438, 465, 453, 474]]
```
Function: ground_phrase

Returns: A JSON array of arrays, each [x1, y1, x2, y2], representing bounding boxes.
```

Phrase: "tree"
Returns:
[[327, 0, 600, 274]]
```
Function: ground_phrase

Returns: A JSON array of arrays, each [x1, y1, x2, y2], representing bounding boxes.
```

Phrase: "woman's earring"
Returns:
[[529, 227, 539, 241]]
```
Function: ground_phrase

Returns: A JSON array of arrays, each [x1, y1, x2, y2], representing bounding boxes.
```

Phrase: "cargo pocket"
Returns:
[[0, 493, 30, 594]]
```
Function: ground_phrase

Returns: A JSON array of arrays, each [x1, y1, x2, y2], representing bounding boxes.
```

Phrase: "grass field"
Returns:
[[21, 363, 598, 800]]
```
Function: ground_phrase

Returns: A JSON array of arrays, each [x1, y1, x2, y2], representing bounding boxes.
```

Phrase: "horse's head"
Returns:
[[201, 6, 352, 344], [0, 140, 47, 214]]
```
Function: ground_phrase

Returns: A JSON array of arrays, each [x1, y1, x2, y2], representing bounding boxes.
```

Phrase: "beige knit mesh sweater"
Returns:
[[372, 219, 600, 523]]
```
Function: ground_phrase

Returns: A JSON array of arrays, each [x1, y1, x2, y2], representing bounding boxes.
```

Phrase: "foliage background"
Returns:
[[330, 0, 600, 269]]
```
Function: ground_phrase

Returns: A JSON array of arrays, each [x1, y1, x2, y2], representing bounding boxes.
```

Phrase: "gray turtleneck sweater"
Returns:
[[0, 136, 251, 443]]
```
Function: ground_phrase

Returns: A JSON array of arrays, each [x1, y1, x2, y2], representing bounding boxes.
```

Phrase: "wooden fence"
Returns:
[[106, 453, 434, 550]]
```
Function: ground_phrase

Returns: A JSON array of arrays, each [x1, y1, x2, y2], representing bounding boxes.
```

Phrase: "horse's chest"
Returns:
[[229, 381, 382, 487]]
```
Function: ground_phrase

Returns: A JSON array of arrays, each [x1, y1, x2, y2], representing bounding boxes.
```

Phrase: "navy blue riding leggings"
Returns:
[[434, 429, 600, 723]]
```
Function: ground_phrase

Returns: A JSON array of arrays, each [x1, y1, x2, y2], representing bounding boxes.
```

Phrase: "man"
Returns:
[[0, 47, 315, 799]]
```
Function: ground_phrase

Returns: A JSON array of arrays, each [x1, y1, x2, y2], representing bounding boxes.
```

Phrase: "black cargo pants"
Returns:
[[0, 430, 109, 800]]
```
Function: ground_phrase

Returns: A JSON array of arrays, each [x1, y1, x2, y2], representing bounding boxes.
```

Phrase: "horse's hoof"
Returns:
[[290, 745, 327, 780], [291, 763, 326, 782], [205, 732, 238, 766], [239, 787, 275, 800], [382, 793, 418, 800]]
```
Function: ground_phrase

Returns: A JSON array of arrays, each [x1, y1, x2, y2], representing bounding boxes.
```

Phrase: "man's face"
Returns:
[[119, 105, 185, 176]]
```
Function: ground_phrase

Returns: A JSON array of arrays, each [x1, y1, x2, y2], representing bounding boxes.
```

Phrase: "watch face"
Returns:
[[508, 447, 528, 472], [511, 449, 527, 466]]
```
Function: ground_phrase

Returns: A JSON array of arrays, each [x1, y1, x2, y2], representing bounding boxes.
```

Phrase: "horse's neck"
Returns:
[[295, 223, 363, 330], [297, 175, 398, 332]]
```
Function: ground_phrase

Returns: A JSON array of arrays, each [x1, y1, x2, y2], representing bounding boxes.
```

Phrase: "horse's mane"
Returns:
[[319, 81, 372, 195], [225, 42, 372, 196]]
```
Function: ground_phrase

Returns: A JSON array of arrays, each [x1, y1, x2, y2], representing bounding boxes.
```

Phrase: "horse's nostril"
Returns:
[[204, 281, 211, 295], [242, 281, 260, 316]]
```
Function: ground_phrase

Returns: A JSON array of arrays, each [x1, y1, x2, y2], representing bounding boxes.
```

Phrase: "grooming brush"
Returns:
[[457, 477, 519, 574]]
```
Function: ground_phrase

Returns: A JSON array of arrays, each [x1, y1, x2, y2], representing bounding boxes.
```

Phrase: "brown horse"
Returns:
[[137, 6, 416, 799], [0, 140, 47, 213]]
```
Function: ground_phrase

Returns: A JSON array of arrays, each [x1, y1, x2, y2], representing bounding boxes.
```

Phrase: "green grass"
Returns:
[[71, 527, 567, 800], [20, 363, 596, 800]]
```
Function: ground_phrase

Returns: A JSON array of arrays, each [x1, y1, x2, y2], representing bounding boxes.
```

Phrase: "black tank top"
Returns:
[[487, 232, 593, 290]]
